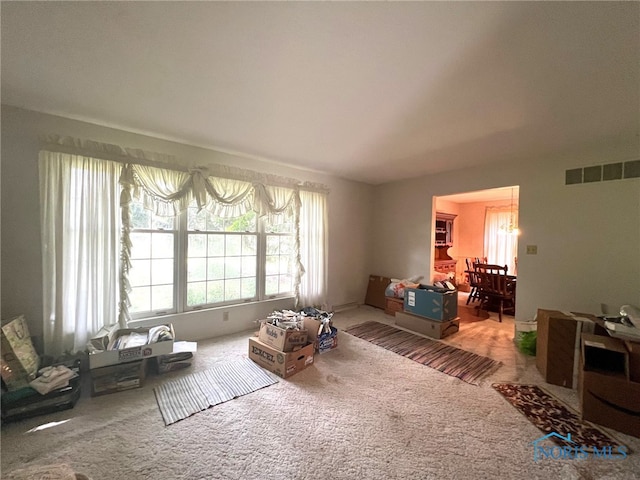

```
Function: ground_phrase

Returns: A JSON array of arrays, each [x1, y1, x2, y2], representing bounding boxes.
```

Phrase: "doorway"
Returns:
[[433, 186, 520, 286]]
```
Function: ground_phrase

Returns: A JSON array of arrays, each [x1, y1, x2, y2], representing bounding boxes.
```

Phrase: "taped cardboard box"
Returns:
[[258, 322, 308, 352], [580, 333, 640, 438], [88, 324, 175, 369], [1, 315, 40, 391], [90, 359, 148, 397], [396, 311, 459, 339], [248, 337, 314, 378], [535, 309, 602, 389], [403, 287, 457, 322]]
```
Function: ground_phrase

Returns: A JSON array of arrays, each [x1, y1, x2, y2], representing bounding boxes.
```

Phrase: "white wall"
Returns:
[[371, 150, 640, 321], [1, 106, 374, 346]]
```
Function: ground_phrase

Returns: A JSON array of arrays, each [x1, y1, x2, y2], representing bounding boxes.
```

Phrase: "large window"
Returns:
[[40, 146, 327, 355], [128, 199, 295, 318]]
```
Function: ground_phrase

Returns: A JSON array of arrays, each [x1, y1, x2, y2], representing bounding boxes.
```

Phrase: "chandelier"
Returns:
[[500, 187, 519, 235]]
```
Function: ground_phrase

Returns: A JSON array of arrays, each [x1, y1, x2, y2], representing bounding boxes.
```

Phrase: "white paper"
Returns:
[[172, 341, 198, 353]]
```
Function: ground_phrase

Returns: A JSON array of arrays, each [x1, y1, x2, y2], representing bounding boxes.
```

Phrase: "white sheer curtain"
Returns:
[[39, 152, 121, 356], [297, 190, 328, 308], [39, 139, 329, 353], [484, 206, 518, 274]]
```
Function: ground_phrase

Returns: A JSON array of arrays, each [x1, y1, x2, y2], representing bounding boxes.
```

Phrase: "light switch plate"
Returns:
[[526, 245, 537, 255]]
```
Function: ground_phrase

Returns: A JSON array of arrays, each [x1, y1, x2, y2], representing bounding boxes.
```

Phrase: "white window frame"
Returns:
[[129, 202, 295, 319]]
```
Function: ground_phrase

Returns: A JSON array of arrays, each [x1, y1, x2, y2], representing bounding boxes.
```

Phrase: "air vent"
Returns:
[[565, 160, 640, 185]]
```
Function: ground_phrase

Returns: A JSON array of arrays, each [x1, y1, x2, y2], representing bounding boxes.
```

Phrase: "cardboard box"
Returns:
[[88, 324, 175, 369], [395, 311, 460, 339], [364, 275, 391, 310], [535, 309, 599, 388], [317, 327, 338, 354], [581, 333, 628, 378], [384, 297, 404, 316], [248, 338, 314, 378], [303, 317, 338, 353], [580, 370, 640, 438], [403, 287, 457, 322], [625, 340, 640, 383], [580, 334, 640, 438], [90, 359, 147, 397], [258, 322, 308, 352]]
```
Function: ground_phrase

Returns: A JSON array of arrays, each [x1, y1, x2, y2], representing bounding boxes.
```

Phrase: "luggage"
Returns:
[[1, 374, 81, 423]]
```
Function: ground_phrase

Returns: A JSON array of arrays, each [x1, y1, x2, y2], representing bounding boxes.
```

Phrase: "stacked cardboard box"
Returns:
[[580, 333, 640, 438], [403, 286, 458, 321], [395, 286, 459, 339], [87, 323, 175, 396], [249, 317, 315, 379], [535, 309, 606, 388]]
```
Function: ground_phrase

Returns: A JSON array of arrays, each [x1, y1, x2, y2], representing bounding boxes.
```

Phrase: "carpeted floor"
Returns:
[[2, 305, 640, 479]]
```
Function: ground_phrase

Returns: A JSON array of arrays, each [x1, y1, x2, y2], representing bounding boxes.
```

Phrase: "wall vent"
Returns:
[[565, 160, 639, 185]]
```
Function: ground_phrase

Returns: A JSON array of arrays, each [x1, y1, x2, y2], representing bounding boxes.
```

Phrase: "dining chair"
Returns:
[[474, 263, 515, 322], [465, 258, 482, 305]]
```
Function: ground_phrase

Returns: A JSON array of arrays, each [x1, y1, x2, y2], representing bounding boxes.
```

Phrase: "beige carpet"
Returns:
[[2, 306, 640, 479]]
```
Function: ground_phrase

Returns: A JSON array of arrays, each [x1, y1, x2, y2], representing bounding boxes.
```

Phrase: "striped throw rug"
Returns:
[[154, 357, 278, 425], [345, 321, 502, 385]]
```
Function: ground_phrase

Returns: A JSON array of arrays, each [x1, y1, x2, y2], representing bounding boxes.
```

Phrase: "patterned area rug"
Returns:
[[493, 383, 628, 452], [154, 357, 278, 425], [345, 321, 502, 385]]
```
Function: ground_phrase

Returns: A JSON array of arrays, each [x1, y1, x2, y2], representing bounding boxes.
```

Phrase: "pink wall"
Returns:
[[435, 198, 513, 283]]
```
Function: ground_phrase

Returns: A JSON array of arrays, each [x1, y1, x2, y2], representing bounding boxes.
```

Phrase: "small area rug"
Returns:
[[154, 357, 278, 425], [492, 383, 628, 451], [345, 321, 502, 385]]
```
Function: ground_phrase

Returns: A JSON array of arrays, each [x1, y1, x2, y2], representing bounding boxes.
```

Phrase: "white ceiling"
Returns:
[[2, 2, 638, 185]]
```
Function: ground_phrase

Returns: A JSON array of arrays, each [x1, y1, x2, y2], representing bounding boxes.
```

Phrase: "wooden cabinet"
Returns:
[[434, 212, 457, 277], [435, 212, 456, 246]]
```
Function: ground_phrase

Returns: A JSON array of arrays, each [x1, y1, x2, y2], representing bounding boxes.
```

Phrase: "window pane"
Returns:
[[188, 234, 207, 257], [130, 203, 151, 229], [130, 232, 151, 259], [226, 212, 256, 232], [279, 256, 291, 274], [280, 236, 292, 255], [152, 285, 173, 311], [187, 282, 206, 306], [152, 259, 174, 285], [208, 234, 225, 256], [207, 216, 225, 232], [153, 233, 174, 258], [188, 207, 206, 231], [152, 215, 174, 230], [225, 279, 241, 300], [242, 235, 256, 255], [207, 257, 225, 280], [225, 257, 241, 278], [129, 259, 151, 286], [130, 286, 151, 312], [241, 277, 256, 298], [226, 235, 241, 256], [266, 255, 279, 275], [280, 274, 293, 293], [206, 280, 224, 304], [188, 258, 206, 282], [265, 275, 279, 296], [266, 236, 279, 255], [242, 256, 256, 277]]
